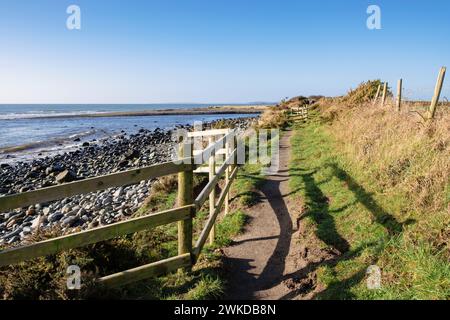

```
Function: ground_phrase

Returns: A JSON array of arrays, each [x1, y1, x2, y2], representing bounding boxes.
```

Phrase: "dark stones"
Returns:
[[124, 149, 141, 160], [56, 169, 77, 183]]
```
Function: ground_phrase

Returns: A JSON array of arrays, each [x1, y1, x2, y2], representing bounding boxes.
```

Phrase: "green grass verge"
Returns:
[[289, 112, 450, 300]]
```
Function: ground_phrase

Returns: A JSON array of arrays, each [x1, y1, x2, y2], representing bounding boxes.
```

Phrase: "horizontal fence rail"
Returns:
[[193, 166, 238, 258], [99, 253, 192, 288], [0, 127, 242, 288], [0, 160, 193, 212], [0, 205, 193, 267]]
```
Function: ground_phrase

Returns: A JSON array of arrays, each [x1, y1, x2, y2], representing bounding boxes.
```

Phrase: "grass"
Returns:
[[289, 108, 450, 300]]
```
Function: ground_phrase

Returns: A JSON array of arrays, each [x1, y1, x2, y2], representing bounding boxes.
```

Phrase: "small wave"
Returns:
[[0, 111, 108, 120], [0, 129, 97, 154]]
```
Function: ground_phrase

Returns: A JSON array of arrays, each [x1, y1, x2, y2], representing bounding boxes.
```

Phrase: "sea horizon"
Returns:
[[0, 103, 261, 162]]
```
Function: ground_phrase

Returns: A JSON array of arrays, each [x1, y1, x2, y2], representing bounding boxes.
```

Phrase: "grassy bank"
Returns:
[[289, 96, 449, 299]]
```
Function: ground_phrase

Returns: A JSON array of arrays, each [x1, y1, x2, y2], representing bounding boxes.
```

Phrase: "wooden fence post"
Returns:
[[396, 79, 402, 112], [208, 136, 216, 245], [177, 138, 193, 261], [224, 131, 230, 216], [381, 82, 388, 106], [373, 84, 381, 106], [428, 66, 446, 119]]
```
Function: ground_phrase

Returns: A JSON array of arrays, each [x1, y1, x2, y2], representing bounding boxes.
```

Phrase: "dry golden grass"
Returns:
[[328, 102, 449, 213], [256, 107, 289, 129]]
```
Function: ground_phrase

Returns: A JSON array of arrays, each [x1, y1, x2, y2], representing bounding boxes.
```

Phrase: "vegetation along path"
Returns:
[[223, 129, 307, 300]]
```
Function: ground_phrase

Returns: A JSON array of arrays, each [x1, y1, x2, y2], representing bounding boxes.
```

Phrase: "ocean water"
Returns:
[[0, 104, 257, 162]]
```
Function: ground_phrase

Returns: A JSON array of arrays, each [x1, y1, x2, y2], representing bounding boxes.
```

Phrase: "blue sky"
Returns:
[[0, 0, 449, 103]]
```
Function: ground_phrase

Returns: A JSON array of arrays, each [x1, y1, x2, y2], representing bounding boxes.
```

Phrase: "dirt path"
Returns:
[[223, 129, 307, 300]]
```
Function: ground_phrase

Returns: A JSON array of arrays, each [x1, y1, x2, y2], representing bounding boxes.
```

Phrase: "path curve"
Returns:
[[223, 129, 304, 300]]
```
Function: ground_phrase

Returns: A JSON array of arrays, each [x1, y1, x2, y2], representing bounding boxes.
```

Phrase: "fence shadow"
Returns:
[[300, 170, 351, 254], [327, 163, 415, 235]]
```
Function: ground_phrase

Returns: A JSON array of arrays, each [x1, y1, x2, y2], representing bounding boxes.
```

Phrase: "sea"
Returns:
[[0, 104, 259, 163]]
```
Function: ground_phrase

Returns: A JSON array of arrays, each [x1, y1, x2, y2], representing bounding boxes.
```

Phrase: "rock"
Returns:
[[6, 219, 18, 229], [124, 149, 140, 160], [8, 236, 20, 244], [43, 207, 51, 216], [82, 142, 90, 147], [1, 163, 11, 169], [26, 206, 36, 216], [113, 187, 124, 198], [117, 159, 129, 168], [61, 205, 72, 214], [88, 220, 99, 229], [102, 197, 112, 206], [19, 186, 30, 193], [56, 170, 77, 183], [31, 215, 45, 229], [62, 216, 78, 227], [48, 212, 63, 222]]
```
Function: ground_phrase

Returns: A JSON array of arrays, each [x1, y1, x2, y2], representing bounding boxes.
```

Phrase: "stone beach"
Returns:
[[0, 117, 254, 246]]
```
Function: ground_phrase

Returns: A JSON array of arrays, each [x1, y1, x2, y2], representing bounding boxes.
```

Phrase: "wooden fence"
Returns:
[[289, 105, 309, 121], [0, 128, 238, 288], [375, 66, 447, 119]]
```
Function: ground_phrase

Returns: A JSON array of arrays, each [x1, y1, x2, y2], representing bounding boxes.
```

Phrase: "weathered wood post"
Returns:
[[428, 67, 446, 119], [373, 84, 381, 106], [224, 131, 230, 216], [381, 82, 388, 106], [396, 79, 402, 112], [208, 136, 216, 245], [231, 134, 238, 174], [177, 137, 193, 261]]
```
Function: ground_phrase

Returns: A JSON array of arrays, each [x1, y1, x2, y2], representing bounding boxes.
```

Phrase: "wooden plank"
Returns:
[[187, 128, 230, 138], [194, 149, 236, 210], [194, 130, 235, 165], [0, 160, 193, 212], [208, 136, 217, 245], [428, 67, 446, 119], [0, 205, 193, 267], [99, 253, 192, 287], [193, 148, 227, 156], [225, 138, 230, 216], [194, 166, 221, 174], [193, 167, 238, 258]]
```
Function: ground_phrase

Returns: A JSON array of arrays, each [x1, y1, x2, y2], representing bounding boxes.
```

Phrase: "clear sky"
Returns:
[[0, 0, 449, 104]]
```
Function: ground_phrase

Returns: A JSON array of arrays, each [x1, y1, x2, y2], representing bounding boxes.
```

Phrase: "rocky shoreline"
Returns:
[[0, 117, 255, 246]]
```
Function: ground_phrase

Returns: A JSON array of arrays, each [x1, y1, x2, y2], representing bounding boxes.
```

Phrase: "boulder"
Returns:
[[56, 169, 77, 183]]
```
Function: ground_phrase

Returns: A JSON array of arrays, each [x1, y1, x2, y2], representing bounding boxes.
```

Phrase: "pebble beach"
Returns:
[[0, 116, 255, 246]]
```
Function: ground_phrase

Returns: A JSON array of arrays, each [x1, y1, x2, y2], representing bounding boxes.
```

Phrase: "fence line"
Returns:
[[0, 127, 240, 287], [377, 66, 447, 119]]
